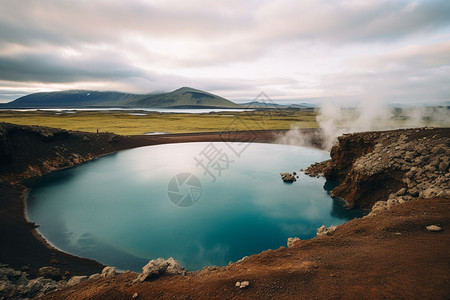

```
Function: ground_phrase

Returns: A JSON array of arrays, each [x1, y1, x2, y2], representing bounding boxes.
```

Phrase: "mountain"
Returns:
[[1, 87, 240, 109], [241, 101, 316, 109], [128, 87, 240, 108], [241, 101, 283, 108]]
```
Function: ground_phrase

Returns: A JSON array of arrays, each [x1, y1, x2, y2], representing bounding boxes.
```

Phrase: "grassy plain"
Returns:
[[0, 109, 318, 135]]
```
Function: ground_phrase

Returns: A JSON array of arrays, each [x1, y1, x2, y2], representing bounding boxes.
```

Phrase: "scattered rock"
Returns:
[[101, 266, 117, 278], [38, 266, 62, 280], [421, 186, 442, 199], [132, 292, 139, 299], [25, 278, 44, 295], [287, 237, 300, 248], [134, 258, 187, 283], [317, 225, 337, 236], [0, 266, 66, 299], [67, 275, 88, 287], [89, 273, 101, 280], [396, 188, 406, 196], [426, 225, 442, 232], [438, 161, 449, 172], [280, 172, 296, 182], [304, 128, 449, 212], [235, 281, 250, 289], [165, 257, 187, 276]]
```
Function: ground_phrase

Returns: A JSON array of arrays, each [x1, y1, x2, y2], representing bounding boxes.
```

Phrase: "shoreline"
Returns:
[[1, 123, 449, 299], [1, 126, 322, 277]]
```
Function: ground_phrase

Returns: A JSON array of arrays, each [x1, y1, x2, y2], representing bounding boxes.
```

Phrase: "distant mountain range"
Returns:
[[242, 101, 316, 109], [1, 87, 240, 109], [0, 87, 316, 109]]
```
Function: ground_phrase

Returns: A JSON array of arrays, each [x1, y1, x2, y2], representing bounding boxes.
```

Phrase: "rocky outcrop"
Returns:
[[134, 258, 187, 283], [37, 266, 63, 280], [280, 172, 296, 182], [0, 122, 124, 183], [305, 128, 449, 209], [235, 281, 250, 289], [0, 264, 65, 299], [101, 266, 117, 278], [316, 225, 337, 236], [0, 264, 123, 299], [426, 225, 442, 232], [287, 237, 300, 247], [67, 275, 88, 287]]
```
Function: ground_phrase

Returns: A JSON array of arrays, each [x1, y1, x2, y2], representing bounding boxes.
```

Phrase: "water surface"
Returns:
[[27, 142, 365, 271]]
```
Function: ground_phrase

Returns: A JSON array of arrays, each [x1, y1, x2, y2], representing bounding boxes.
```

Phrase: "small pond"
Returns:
[[27, 142, 365, 271]]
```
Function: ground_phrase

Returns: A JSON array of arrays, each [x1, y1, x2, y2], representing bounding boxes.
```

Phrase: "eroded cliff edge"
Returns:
[[306, 127, 449, 209]]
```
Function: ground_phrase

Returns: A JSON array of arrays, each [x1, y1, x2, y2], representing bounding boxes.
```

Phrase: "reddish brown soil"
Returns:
[[45, 198, 450, 300]]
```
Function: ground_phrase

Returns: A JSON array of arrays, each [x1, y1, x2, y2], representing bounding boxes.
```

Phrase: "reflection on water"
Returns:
[[27, 143, 365, 271]]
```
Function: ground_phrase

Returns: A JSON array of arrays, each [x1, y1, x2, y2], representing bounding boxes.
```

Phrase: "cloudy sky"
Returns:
[[0, 0, 449, 104]]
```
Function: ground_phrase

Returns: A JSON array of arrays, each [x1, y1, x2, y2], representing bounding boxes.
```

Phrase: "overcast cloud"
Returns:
[[0, 0, 449, 104]]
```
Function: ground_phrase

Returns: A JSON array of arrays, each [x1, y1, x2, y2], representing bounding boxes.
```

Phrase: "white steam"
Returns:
[[276, 101, 450, 151]]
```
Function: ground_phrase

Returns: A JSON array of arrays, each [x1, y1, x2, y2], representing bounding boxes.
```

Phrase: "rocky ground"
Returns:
[[305, 127, 449, 209], [1, 124, 449, 299]]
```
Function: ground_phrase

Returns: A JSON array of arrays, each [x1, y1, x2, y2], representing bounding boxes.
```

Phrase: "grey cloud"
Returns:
[[0, 51, 145, 83], [357, 41, 450, 69], [0, 0, 449, 104], [254, 0, 450, 45], [321, 63, 450, 104], [0, 0, 255, 47], [2, 1, 449, 55], [328, 40, 450, 104]]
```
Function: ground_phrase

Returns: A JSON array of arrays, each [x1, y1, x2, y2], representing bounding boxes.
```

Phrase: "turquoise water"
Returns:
[[27, 142, 365, 271]]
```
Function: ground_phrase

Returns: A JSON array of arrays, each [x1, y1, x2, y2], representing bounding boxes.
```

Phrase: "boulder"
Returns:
[[396, 188, 406, 196], [138, 258, 169, 282], [15, 273, 29, 286], [431, 145, 445, 154], [371, 201, 387, 213], [0, 280, 16, 297], [235, 281, 250, 289], [426, 225, 442, 232], [280, 172, 296, 182], [287, 237, 300, 248], [439, 161, 449, 172], [165, 257, 188, 276], [0, 266, 22, 280], [134, 258, 187, 283], [38, 266, 62, 280], [40, 280, 62, 294], [317, 225, 337, 236], [101, 266, 117, 278], [67, 275, 88, 287], [422, 186, 440, 199], [404, 152, 414, 162], [24, 278, 45, 295], [89, 273, 101, 280]]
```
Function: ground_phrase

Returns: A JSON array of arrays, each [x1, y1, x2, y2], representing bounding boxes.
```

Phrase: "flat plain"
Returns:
[[0, 110, 318, 135]]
